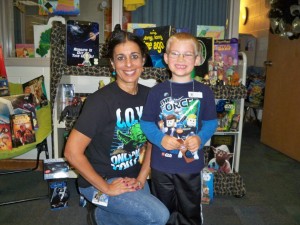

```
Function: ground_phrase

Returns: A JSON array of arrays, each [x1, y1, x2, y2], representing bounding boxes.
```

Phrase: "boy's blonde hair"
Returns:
[[166, 32, 202, 56]]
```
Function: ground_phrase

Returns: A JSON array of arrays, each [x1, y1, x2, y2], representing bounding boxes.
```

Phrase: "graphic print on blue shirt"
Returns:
[[110, 106, 147, 171], [159, 95, 201, 159]]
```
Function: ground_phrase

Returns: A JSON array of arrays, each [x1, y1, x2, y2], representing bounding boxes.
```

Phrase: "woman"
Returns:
[[64, 26, 169, 225]]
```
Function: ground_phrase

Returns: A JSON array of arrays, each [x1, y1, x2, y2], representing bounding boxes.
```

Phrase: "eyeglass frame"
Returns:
[[167, 51, 198, 60]]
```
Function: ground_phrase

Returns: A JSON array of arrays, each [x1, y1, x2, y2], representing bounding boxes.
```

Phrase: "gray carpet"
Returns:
[[1, 122, 300, 225]]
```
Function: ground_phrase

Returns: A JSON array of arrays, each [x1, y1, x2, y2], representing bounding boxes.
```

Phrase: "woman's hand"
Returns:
[[105, 177, 142, 196]]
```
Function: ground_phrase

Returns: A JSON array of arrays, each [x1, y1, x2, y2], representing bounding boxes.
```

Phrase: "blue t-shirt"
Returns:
[[141, 80, 217, 174]]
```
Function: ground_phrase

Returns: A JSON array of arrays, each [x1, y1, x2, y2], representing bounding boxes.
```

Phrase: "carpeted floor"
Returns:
[[0, 122, 300, 225]]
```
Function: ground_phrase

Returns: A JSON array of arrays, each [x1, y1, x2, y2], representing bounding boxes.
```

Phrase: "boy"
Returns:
[[141, 32, 218, 225]]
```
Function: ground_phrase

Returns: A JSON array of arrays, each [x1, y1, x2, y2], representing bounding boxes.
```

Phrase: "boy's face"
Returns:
[[164, 39, 200, 82]]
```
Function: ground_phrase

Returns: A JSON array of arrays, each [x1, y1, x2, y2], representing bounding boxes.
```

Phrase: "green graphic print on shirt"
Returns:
[[110, 106, 147, 171], [159, 96, 201, 159]]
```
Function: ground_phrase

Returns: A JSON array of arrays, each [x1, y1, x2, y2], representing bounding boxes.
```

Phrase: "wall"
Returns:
[[239, 0, 270, 67]]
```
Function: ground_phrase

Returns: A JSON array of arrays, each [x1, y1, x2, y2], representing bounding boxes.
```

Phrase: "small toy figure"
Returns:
[[231, 72, 240, 86], [202, 74, 210, 85], [216, 73, 224, 86], [59, 97, 83, 123], [82, 52, 92, 66]]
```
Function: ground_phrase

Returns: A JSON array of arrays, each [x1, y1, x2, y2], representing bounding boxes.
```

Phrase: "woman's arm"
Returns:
[[136, 142, 152, 188]]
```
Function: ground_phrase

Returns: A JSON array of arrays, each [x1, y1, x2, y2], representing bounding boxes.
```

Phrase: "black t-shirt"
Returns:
[[75, 82, 150, 187]]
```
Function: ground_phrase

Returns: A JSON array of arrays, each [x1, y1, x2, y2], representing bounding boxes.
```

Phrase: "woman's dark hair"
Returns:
[[106, 24, 148, 59]]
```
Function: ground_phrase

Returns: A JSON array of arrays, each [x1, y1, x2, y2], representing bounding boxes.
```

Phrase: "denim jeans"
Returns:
[[79, 178, 169, 225]]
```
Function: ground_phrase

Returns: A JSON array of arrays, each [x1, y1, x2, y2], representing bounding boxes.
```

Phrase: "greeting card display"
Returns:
[[66, 20, 99, 66]]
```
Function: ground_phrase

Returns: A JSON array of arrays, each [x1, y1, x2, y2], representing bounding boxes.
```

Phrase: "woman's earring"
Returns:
[[112, 70, 116, 76]]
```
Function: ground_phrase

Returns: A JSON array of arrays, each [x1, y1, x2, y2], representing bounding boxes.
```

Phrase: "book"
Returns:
[[38, 0, 80, 16], [133, 25, 176, 68], [0, 94, 38, 129], [44, 158, 70, 180], [22, 75, 48, 110], [0, 45, 10, 97], [196, 25, 225, 40], [48, 180, 70, 210], [10, 112, 36, 148], [215, 99, 236, 132], [207, 134, 235, 173], [194, 37, 214, 78], [211, 38, 239, 85], [15, 44, 35, 58], [127, 23, 156, 33], [0, 122, 13, 150], [66, 20, 99, 66], [56, 84, 75, 122]]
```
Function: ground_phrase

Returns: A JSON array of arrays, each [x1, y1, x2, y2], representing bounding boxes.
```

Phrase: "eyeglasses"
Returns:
[[168, 51, 197, 60]]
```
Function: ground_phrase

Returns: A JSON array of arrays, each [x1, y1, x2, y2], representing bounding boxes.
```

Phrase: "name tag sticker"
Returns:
[[188, 91, 203, 98], [92, 191, 109, 206]]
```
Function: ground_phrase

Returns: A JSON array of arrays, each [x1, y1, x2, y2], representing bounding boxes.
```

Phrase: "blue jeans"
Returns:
[[79, 178, 169, 225]]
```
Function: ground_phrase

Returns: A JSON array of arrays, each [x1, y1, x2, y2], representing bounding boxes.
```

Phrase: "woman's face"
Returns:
[[112, 40, 145, 85]]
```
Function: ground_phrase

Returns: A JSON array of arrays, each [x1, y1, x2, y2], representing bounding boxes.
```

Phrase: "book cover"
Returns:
[[22, 75, 48, 110], [133, 25, 175, 68], [207, 134, 235, 173], [216, 99, 236, 132], [48, 180, 70, 210], [127, 23, 156, 33], [15, 44, 35, 58], [66, 20, 99, 66], [11, 112, 36, 148], [44, 158, 70, 180], [38, 0, 80, 16], [0, 94, 38, 129], [211, 38, 239, 85], [196, 25, 225, 40], [0, 122, 12, 150], [56, 84, 75, 121], [0, 45, 10, 97], [194, 37, 214, 78]]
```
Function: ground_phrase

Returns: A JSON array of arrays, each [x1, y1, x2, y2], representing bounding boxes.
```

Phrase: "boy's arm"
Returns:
[[198, 119, 218, 149], [140, 120, 165, 149]]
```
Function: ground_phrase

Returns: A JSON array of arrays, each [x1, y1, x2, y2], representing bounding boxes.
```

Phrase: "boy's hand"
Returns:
[[161, 135, 181, 150], [184, 136, 201, 152]]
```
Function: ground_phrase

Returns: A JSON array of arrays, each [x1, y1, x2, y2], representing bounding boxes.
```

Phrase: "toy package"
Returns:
[[48, 180, 70, 210], [209, 38, 239, 85], [216, 99, 236, 132], [201, 167, 214, 204]]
